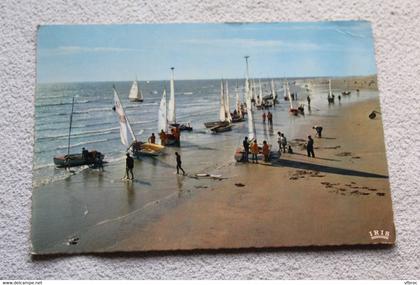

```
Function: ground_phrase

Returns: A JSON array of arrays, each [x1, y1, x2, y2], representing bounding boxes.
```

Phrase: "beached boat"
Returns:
[[128, 79, 144, 102], [158, 87, 180, 146], [342, 91, 351, 96], [286, 82, 301, 115], [327, 79, 335, 104], [113, 86, 164, 158], [234, 56, 271, 162], [53, 97, 105, 168], [204, 80, 233, 132], [231, 81, 245, 122]]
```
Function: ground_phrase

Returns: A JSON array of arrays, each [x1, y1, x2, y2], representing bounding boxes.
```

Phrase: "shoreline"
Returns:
[[108, 97, 395, 252]]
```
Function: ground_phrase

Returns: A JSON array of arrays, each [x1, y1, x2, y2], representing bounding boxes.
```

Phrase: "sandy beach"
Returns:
[[107, 97, 394, 252], [31, 79, 395, 254]]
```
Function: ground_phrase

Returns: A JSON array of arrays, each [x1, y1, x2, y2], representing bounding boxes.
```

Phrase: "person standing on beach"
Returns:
[[267, 111, 273, 125], [307, 136, 315, 158], [280, 133, 287, 153], [307, 95, 311, 106], [125, 153, 134, 180], [243, 136, 249, 162], [262, 141, 270, 162], [175, 152, 186, 175], [251, 140, 259, 163], [277, 132, 282, 156], [338, 95, 341, 103], [262, 112, 266, 123], [149, 133, 156, 144]]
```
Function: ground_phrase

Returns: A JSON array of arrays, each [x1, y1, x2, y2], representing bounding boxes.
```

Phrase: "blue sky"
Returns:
[[37, 21, 377, 83]]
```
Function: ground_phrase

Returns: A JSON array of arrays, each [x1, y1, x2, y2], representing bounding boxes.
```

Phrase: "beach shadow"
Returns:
[[320, 137, 336, 140], [292, 152, 340, 162], [271, 158, 388, 178]]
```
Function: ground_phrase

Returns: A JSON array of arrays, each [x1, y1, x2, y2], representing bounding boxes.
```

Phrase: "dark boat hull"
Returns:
[[53, 152, 104, 168], [211, 123, 232, 133], [204, 121, 229, 128]]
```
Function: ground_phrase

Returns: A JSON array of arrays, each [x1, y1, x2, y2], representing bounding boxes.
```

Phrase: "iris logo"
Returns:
[[369, 229, 390, 240]]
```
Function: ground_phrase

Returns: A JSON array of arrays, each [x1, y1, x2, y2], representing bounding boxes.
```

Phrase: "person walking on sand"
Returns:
[[243, 136, 250, 162], [262, 112, 266, 123], [307, 136, 315, 158], [280, 133, 287, 153], [125, 153, 134, 180], [307, 95, 311, 106], [175, 152, 186, 175], [338, 95, 341, 103], [262, 140, 270, 162], [251, 139, 259, 163]]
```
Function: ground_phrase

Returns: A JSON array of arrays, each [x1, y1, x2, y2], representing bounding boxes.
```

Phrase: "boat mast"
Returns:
[[67, 96, 75, 156]]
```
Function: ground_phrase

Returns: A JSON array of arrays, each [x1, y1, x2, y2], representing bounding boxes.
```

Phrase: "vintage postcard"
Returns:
[[32, 21, 395, 254]]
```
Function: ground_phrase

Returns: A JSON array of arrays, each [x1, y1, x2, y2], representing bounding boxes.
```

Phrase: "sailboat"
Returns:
[[128, 78, 144, 102], [327, 79, 335, 103], [204, 80, 232, 130], [287, 81, 300, 115], [232, 81, 245, 122], [158, 87, 181, 146], [166, 67, 192, 132], [210, 80, 233, 133], [234, 56, 270, 162], [53, 97, 104, 167], [255, 79, 263, 109], [113, 86, 164, 158], [342, 80, 351, 96]]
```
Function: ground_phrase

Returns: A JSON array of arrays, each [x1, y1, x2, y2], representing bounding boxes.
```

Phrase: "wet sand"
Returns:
[[109, 97, 395, 252]]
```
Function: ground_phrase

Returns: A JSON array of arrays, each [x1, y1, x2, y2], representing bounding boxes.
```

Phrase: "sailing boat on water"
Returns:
[[128, 78, 144, 102], [53, 97, 104, 167], [113, 86, 164, 158], [255, 79, 263, 109], [157, 87, 181, 146]]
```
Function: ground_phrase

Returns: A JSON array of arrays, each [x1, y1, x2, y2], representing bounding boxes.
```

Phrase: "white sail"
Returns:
[[235, 82, 242, 117], [219, 80, 226, 122], [246, 89, 256, 141], [225, 80, 232, 122], [287, 81, 295, 109], [113, 87, 136, 146], [167, 68, 176, 124], [328, 79, 332, 97], [284, 81, 287, 99], [158, 89, 167, 133], [128, 80, 143, 101], [271, 79, 277, 100]]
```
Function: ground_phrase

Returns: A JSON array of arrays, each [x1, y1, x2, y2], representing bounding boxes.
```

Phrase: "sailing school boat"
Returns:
[[327, 79, 335, 103], [158, 87, 181, 146], [113, 86, 164, 158], [128, 79, 144, 102], [204, 80, 232, 132], [53, 97, 105, 167], [167, 67, 192, 132]]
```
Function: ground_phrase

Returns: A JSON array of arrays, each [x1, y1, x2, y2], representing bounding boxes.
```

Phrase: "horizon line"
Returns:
[[37, 74, 377, 85]]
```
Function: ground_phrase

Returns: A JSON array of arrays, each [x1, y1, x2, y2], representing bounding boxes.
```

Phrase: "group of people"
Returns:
[[242, 137, 270, 163], [262, 111, 273, 125], [158, 126, 180, 146]]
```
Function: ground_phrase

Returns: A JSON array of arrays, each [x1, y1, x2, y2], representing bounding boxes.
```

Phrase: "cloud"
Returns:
[[39, 46, 139, 56]]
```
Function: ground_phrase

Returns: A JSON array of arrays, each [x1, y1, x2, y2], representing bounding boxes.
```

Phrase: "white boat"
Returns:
[[327, 79, 335, 103], [205, 80, 233, 131], [113, 86, 164, 158], [234, 56, 270, 162], [158, 87, 180, 146], [168, 67, 176, 125], [287, 81, 300, 115], [128, 79, 144, 102]]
